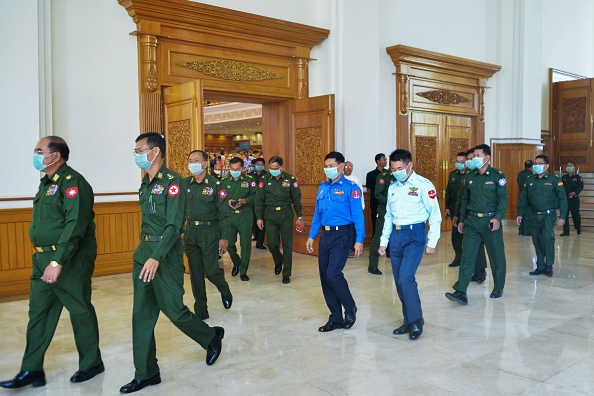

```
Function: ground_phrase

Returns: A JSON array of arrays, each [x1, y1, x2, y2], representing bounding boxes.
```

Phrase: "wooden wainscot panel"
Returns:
[[0, 201, 141, 297]]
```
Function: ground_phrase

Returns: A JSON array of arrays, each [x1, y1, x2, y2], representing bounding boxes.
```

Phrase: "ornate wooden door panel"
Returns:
[[287, 95, 335, 255], [554, 79, 593, 171], [163, 80, 204, 178]]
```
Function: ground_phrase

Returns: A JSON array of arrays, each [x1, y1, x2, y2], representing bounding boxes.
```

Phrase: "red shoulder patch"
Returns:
[[293, 182, 299, 188], [428, 190, 436, 199], [557, 180, 563, 186], [258, 181, 264, 188], [218, 190, 227, 199], [168, 184, 180, 197], [352, 189, 361, 199], [66, 186, 78, 198]]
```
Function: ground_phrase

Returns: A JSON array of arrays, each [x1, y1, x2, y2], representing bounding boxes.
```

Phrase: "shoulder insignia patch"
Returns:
[[168, 184, 180, 196], [258, 181, 264, 188], [352, 189, 361, 199], [293, 181, 299, 188], [428, 190, 437, 199], [66, 186, 78, 198], [557, 180, 563, 186], [218, 189, 227, 199], [499, 178, 507, 186]]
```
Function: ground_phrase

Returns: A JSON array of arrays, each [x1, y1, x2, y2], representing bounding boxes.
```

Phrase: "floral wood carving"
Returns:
[[177, 60, 283, 81], [400, 74, 409, 114], [415, 136, 438, 181], [560, 144, 589, 151], [416, 90, 470, 105], [295, 127, 324, 184], [562, 97, 587, 133], [167, 119, 191, 178]]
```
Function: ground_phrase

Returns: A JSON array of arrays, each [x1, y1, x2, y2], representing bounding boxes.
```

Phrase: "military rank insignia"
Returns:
[[333, 189, 345, 196], [202, 187, 214, 195], [241, 181, 249, 188], [485, 181, 495, 185], [152, 185, 164, 195], [544, 182, 552, 186], [408, 187, 418, 196], [282, 180, 290, 188], [46, 185, 59, 196]]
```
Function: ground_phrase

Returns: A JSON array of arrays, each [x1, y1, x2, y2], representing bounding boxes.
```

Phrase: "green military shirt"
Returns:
[[374, 170, 396, 214], [445, 169, 466, 213], [459, 166, 508, 223], [453, 169, 477, 218], [29, 163, 95, 265], [517, 168, 533, 195], [248, 170, 267, 184], [138, 165, 185, 262], [255, 171, 303, 220], [223, 174, 257, 208], [184, 175, 230, 239], [562, 173, 584, 196], [519, 173, 568, 218]]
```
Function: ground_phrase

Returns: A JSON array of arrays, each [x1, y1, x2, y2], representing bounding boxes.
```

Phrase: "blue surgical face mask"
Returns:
[[269, 169, 281, 177], [255, 165, 265, 172], [33, 152, 53, 171], [135, 148, 155, 171], [188, 163, 205, 175], [466, 159, 476, 170], [230, 170, 242, 179], [533, 165, 545, 175], [249, 166, 255, 172], [455, 162, 465, 171], [566, 166, 574, 173], [471, 157, 486, 169], [324, 167, 340, 180], [393, 163, 410, 182]]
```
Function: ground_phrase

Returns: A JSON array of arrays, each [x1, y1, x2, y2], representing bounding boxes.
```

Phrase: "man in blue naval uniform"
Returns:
[[379, 149, 441, 341], [306, 151, 365, 333]]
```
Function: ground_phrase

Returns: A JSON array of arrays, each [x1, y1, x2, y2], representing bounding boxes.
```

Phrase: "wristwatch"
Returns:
[[50, 261, 63, 269], [298, 216, 303, 219]]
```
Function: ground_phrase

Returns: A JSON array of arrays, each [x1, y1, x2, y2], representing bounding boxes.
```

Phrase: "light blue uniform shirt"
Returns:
[[380, 171, 442, 248]]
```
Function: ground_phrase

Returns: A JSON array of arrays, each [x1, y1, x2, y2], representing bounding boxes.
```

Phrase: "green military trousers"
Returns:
[[228, 209, 254, 275], [528, 211, 557, 269], [21, 238, 101, 372], [368, 207, 387, 271], [454, 215, 506, 294], [264, 207, 294, 277], [132, 239, 215, 380], [184, 223, 230, 316]]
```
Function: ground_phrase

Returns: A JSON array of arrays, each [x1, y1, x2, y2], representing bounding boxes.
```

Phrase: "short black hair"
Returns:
[[250, 158, 258, 165], [374, 153, 385, 164], [474, 144, 491, 156], [229, 156, 243, 166], [255, 157, 265, 165], [535, 155, 549, 164], [46, 136, 70, 161], [389, 149, 412, 164], [189, 150, 208, 162], [269, 156, 283, 166], [567, 160, 576, 167], [456, 152, 467, 157], [524, 159, 533, 168], [136, 132, 165, 158], [466, 148, 475, 155], [324, 151, 345, 164]]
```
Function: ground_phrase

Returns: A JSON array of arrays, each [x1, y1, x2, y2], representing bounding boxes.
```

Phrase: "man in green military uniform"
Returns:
[[445, 152, 468, 267], [367, 168, 396, 275], [250, 157, 268, 249], [561, 161, 584, 236], [516, 155, 567, 277], [445, 144, 508, 305], [255, 156, 303, 284], [225, 156, 257, 280], [120, 133, 224, 394], [517, 160, 534, 236], [0, 136, 104, 389], [184, 150, 232, 320]]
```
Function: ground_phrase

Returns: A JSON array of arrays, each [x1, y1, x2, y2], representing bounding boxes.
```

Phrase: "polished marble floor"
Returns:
[[1, 222, 594, 395]]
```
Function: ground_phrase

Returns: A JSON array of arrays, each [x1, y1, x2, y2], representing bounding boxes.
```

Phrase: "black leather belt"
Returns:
[[34, 245, 57, 253], [393, 223, 425, 231], [141, 235, 162, 242], [468, 211, 495, 218], [267, 205, 289, 211], [189, 220, 216, 226], [322, 225, 352, 231]]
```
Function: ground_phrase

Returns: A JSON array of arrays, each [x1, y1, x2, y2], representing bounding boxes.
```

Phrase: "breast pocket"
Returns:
[[405, 194, 421, 203], [40, 197, 64, 219], [148, 194, 166, 214]]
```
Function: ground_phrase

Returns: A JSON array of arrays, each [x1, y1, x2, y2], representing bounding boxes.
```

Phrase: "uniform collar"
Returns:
[[326, 174, 347, 185], [143, 164, 168, 185], [42, 163, 69, 184]]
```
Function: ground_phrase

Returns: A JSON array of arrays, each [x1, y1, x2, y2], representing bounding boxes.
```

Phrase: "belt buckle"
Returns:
[[235, 210, 240, 214], [143, 235, 149, 242], [477, 213, 484, 218], [275, 206, 281, 211], [324, 226, 330, 231], [395, 225, 401, 230], [35, 246, 43, 253]]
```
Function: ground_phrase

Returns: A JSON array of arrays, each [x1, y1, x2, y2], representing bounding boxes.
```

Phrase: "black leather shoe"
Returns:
[[222, 293, 233, 309], [529, 269, 544, 275], [560, 232, 569, 236], [577, 229, 582, 235], [472, 269, 487, 284], [448, 261, 460, 267], [231, 266, 239, 277], [120, 373, 161, 393], [445, 290, 468, 305], [256, 244, 267, 249], [392, 324, 410, 335], [70, 361, 105, 383], [206, 326, 224, 366], [318, 321, 344, 332], [368, 268, 382, 275], [409, 319, 424, 340], [240, 274, 249, 281], [545, 266, 553, 277], [344, 306, 357, 329], [198, 312, 209, 320], [274, 262, 283, 275], [0, 371, 45, 389], [490, 290, 503, 298], [282, 276, 290, 284]]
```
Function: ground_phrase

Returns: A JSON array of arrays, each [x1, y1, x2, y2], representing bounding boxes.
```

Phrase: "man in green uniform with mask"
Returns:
[[445, 152, 468, 268], [516, 155, 567, 277], [0, 136, 103, 389], [445, 144, 508, 305], [367, 167, 396, 275], [255, 156, 303, 284], [517, 160, 534, 236], [225, 156, 257, 280], [249, 157, 267, 249], [120, 133, 224, 394], [184, 150, 232, 320], [561, 161, 584, 236]]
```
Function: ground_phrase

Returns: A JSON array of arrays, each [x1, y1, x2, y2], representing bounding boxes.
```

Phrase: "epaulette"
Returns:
[[350, 180, 356, 185], [65, 175, 73, 181], [291, 176, 295, 180], [216, 180, 220, 185]]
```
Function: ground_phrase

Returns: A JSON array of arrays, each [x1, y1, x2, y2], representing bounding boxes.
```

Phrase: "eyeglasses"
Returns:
[[133, 146, 152, 155], [533, 162, 547, 166]]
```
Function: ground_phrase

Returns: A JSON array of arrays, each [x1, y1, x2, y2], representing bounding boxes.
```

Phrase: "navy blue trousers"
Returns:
[[318, 228, 356, 323], [389, 224, 426, 325]]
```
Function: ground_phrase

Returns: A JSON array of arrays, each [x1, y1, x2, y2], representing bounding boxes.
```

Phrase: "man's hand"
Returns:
[[257, 219, 264, 230], [516, 216, 522, 226], [457, 222, 465, 234], [353, 242, 363, 257], [306, 238, 315, 253], [378, 246, 386, 256], [219, 239, 228, 255], [569, 192, 575, 198], [557, 218, 566, 226], [445, 209, 450, 218], [140, 258, 160, 282], [295, 217, 304, 230], [452, 216, 459, 227], [490, 218, 501, 231], [425, 246, 435, 255], [41, 265, 62, 284]]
